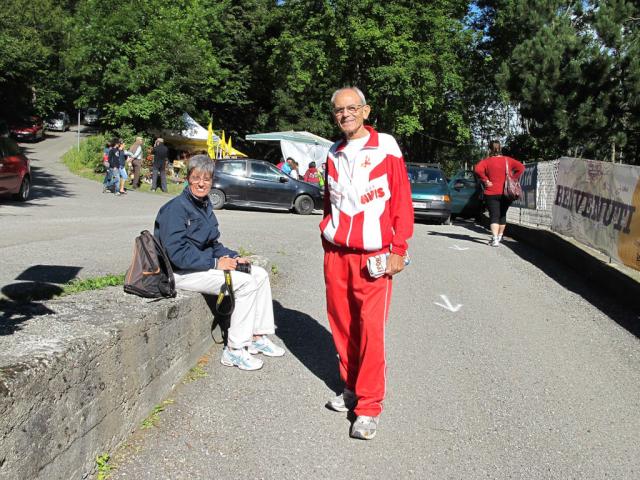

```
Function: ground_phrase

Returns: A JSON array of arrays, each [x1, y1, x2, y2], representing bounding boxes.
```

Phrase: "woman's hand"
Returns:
[[485, 180, 493, 187], [217, 256, 238, 270]]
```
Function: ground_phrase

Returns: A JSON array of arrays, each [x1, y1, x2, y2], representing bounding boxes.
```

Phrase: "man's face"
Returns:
[[333, 89, 370, 138], [188, 169, 213, 199]]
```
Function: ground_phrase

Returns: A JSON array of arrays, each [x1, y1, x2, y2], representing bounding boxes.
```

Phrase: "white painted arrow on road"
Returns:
[[434, 294, 462, 312], [449, 244, 469, 251]]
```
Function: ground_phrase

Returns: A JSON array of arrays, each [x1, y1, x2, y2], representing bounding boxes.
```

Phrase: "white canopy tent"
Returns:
[[245, 131, 333, 176], [152, 113, 219, 153]]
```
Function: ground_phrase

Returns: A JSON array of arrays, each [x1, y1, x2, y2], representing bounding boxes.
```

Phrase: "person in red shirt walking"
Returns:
[[320, 87, 414, 440], [474, 140, 525, 246]]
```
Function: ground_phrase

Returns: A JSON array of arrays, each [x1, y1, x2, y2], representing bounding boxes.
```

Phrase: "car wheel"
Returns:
[[13, 175, 30, 202], [294, 194, 314, 215], [209, 188, 225, 209]]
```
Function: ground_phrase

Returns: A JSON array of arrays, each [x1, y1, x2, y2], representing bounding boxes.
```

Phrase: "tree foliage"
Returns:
[[477, 0, 640, 163], [1, 0, 638, 166]]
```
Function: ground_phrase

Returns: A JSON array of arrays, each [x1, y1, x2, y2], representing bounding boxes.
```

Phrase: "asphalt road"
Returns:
[[1, 133, 639, 478]]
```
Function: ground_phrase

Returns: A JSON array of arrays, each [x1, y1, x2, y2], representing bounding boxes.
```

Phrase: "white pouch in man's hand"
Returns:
[[367, 254, 388, 278], [366, 252, 411, 278]]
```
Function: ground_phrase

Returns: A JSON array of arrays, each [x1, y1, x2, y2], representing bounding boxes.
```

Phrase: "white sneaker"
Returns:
[[350, 415, 379, 440], [247, 335, 285, 357], [326, 388, 356, 412], [220, 347, 263, 371], [488, 237, 500, 247]]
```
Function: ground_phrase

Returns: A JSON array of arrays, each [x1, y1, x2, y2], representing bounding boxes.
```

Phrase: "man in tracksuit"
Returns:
[[321, 87, 414, 440]]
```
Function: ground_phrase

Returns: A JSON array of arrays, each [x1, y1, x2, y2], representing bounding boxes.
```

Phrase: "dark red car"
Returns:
[[0, 136, 31, 201], [10, 115, 45, 142]]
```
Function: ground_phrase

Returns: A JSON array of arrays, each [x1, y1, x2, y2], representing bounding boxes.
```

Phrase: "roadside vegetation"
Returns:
[[3, 1, 638, 169]]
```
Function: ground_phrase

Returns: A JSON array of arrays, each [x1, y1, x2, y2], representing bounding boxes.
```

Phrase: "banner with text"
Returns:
[[552, 157, 640, 272], [512, 163, 537, 209]]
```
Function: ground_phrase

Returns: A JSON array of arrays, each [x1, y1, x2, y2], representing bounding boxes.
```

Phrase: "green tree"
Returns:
[[64, 0, 231, 131], [0, 0, 71, 116], [477, 0, 640, 164]]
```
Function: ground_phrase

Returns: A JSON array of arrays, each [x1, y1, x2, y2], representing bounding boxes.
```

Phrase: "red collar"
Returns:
[[335, 125, 379, 152]]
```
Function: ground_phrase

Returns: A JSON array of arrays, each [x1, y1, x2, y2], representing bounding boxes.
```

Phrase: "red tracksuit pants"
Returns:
[[324, 247, 393, 417]]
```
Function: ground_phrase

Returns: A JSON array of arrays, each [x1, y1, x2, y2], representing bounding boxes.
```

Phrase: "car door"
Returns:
[[247, 161, 294, 207], [448, 170, 482, 216], [0, 137, 22, 194], [215, 160, 249, 204]]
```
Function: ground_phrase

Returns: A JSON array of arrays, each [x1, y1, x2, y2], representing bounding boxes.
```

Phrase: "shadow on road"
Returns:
[[0, 265, 82, 335], [501, 238, 640, 338], [273, 300, 342, 392]]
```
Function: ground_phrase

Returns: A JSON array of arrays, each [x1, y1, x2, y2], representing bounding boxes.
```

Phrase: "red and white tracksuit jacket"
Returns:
[[320, 126, 413, 416]]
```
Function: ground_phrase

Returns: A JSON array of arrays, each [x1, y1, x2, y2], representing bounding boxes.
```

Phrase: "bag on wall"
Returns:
[[124, 230, 176, 298]]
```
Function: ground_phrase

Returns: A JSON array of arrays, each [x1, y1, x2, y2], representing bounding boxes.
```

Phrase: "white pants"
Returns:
[[173, 266, 275, 349]]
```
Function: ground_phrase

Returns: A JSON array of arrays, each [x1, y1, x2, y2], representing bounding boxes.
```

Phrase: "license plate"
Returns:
[[412, 201, 428, 209]]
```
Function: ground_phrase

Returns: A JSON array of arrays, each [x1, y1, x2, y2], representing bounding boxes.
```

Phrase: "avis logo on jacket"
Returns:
[[320, 126, 413, 256]]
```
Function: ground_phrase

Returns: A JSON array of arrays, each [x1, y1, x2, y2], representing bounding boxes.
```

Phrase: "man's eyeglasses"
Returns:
[[333, 104, 365, 116], [189, 175, 213, 184]]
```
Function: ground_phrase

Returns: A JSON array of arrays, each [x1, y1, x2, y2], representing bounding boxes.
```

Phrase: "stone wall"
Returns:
[[0, 289, 217, 479]]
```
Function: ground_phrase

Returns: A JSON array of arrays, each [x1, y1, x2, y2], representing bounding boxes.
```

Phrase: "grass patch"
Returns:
[[237, 246, 255, 257], [183, 355, 209, 383], [0, 273, 126, 303], [270, 264, 279, 275], [96, 453, 113, 480], [141, 399, 174, 429], [61, 273, 125, 296]]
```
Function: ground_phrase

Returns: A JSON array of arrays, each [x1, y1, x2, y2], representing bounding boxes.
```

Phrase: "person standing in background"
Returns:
[[152, 138, 169, 193], [128, 136, 144, 189], [474, 140, 525, 246]]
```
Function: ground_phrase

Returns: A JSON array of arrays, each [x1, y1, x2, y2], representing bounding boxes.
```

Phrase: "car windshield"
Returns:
[[87, 108, 98, 115], [52, 112, 65, 119], [407, 166, 446, 185]]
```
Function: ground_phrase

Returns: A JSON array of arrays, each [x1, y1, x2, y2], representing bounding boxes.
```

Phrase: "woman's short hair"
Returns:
[[188, 154, 214, 177], [309, 161, 316, 168]]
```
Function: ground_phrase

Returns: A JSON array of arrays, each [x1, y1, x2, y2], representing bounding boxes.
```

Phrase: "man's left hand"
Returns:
[[385, 253, 405, 276]]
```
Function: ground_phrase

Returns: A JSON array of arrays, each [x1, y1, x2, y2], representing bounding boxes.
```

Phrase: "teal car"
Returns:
[[408, 164, 484, 224], [447, 169, 485, 221]]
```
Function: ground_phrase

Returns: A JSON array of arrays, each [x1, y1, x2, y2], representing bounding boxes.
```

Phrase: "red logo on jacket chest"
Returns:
[[360, 187, 385, 204]]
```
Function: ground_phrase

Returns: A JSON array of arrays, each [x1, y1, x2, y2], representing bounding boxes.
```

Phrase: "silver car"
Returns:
[[45, 111, 70, 131], [84, 107, 100, 125]]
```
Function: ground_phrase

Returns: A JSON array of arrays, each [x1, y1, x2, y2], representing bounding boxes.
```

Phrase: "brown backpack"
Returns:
[[124, 230, 176, 298]]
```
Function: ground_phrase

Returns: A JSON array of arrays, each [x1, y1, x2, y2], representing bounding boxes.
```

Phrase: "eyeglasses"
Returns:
[[189, 175, 213, 184], [333, 104, 365, 116]]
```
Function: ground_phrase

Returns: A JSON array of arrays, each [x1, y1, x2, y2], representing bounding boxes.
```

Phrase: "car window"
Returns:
[[0, 137, 20, 156], [407, 166, 446, 184], [250, 162, 281, 182], [218, 161, 246, 177]]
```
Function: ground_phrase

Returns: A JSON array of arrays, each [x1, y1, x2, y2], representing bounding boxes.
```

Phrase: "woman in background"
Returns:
[[474, 140, 524, 247]]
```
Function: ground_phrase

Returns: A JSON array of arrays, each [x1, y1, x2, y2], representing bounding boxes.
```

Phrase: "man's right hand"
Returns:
[[217, 256, 238, 270]]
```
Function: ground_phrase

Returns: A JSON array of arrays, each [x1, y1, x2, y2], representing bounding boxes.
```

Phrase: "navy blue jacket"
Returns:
[[154, 188, 237, 271]]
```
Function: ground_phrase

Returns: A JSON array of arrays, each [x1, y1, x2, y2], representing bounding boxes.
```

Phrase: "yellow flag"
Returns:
[[207, 120, 215, 159], [227, 136, 233, 156], [220, 131, 226, 157]]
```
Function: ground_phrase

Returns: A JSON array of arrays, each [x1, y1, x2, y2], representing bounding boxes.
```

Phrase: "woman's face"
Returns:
[[188, 169, 213, 198]]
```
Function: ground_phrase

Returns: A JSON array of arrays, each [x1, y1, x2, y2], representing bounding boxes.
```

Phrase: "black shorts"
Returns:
[[485, 195, 512, 224]]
